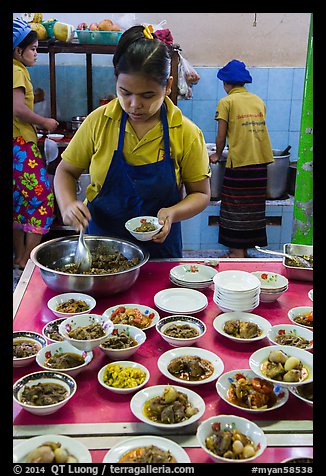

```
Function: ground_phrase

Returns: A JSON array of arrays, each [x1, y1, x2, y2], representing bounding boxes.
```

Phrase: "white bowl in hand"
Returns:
[[125, 216, 163, 241]]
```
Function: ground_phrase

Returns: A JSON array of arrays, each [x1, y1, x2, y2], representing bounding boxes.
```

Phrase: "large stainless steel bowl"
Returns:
[[30, 236, 150, 297]]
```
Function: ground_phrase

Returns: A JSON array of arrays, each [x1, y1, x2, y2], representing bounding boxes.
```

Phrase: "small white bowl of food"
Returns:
[[213, 312, 271, 343], [288, 306, 313, 330], [267, 324, 313, 351], [42, 318, 66, 343], [196, 415, 267, 463], [13, 370, 77, 416], [216, 369, 289, 413], [130, 384, 205, 429], [249, 345, 313, 387], [98, 361, 150, 395], [125, 216, 163, 241], [102, 435, 190, 463], [58, 314, 114, 351], [289, 382, 313, 406], [47, 293, 96, 318], [157, 346, 224, 386], [103, 304, 160, 330], [99, 324, 146, 360], [13, 331, 47, 368], [156, 315, 206, 347], [36, 340, 93, 377], [13, 434, 92, 463]]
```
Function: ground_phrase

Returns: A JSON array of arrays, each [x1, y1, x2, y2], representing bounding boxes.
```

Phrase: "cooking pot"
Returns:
[[266, 149, 291, 199], [71, 116, 87, 131], [207, 145, 290, 200], [206, 144, 227, 199]]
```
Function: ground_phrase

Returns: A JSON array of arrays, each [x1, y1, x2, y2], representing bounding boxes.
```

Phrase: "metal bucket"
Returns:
[[266, 149, 291, 199]]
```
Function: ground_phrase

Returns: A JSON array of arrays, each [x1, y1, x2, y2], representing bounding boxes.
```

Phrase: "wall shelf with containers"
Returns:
[[37, 39, 180, 119]]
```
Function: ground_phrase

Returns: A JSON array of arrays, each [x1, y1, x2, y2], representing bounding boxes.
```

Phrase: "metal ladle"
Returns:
[[75, 229, 92, 272], [255, 246, 312, 268]]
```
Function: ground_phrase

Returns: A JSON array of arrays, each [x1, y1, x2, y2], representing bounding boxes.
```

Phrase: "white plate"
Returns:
[[308, 289, 313, 301], [130, 384, 205, 428], [154, 288, 208, 314], [267, 324, 313, 350], [103, 304, 160, 330], [249, 345, 313, 387], [216, 369, 289, 413], [169, 275, 213, 290], [102, 435, 190, 463], [170, 264, 217, 283], [213, 312, 271, 343], [13, 434, 92, 463], [213, 270, 261, 292], [47, 133, 64, 140], [157, 346, 224, 385]]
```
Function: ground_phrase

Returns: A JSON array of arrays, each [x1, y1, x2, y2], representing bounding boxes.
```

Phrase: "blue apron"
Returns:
[[87, 104, 182, 258]]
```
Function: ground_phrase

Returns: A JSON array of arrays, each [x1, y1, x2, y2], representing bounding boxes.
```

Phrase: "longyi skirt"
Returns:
[[218, 164, 268, 249]]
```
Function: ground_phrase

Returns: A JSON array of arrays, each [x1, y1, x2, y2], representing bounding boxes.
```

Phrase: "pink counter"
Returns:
[[13, 259, 313, 463]]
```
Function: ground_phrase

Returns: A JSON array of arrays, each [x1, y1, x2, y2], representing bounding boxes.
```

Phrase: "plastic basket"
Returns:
[[41, 21, 57, 39], [76, 30, 123, 45]]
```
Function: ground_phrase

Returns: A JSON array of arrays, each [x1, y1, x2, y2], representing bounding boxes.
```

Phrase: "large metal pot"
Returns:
[[30, 236, 149, 297], [266, 149, 291, 199], [206, 144, 227, 199], [207, 145, 290, 200]]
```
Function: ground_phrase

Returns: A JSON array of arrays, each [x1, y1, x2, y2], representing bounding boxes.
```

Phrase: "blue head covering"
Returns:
[[13, 19, 31, 49], [217, 59, 252, 84]]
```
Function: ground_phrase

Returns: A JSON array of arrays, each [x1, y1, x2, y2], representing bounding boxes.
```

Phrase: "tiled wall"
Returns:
[[30, 65, 305, 162]]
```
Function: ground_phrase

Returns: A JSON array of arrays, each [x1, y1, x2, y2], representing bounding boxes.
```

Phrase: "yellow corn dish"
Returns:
[[103, 363, 146, 388]]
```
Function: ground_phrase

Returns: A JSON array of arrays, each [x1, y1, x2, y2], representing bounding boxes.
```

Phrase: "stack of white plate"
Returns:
[[169, 264, 217, 289], [213, 270, 261, 312]]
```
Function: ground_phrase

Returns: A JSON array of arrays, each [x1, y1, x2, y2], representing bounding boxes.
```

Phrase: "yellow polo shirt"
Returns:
[[61, 96, 210, 202], [13, 59, 37, 143], [215, 87, 274, 168]]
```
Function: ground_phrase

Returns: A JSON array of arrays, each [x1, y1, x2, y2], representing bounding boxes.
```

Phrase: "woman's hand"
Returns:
[[151, 208, 175, 243], [42, 117, 59, 132], [61, 200, 92, 231]]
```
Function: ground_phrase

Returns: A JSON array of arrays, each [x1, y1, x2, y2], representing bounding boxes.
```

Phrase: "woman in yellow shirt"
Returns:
[[54, 25, 211, 258], [210, 59, 274, 258], [13, 19, 58, 270]]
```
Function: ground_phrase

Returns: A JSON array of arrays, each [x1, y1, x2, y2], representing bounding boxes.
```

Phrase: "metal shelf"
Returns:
[[37, 39, 180, 118]]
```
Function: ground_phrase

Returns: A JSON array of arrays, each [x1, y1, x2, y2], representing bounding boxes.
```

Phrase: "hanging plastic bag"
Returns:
[[178, 53, 200, 99]]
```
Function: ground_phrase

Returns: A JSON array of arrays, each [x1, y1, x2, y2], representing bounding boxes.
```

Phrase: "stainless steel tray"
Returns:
[[283, 243, 313, 282]]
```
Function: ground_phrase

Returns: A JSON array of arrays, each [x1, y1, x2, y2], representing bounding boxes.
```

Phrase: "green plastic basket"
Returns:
[[41, 20, 57, 39], [76, 30, 123, 45]]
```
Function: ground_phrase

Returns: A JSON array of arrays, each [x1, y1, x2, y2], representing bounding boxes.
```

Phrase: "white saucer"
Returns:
[[154, 288, 208, 314]]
